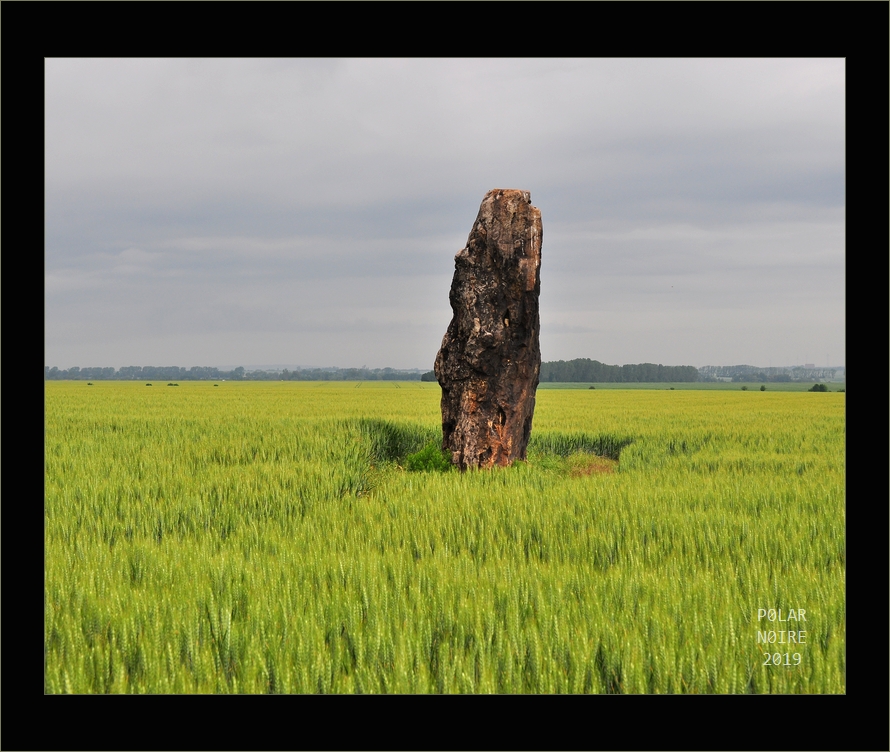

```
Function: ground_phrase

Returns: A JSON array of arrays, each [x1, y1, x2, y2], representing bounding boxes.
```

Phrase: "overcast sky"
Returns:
[[45, 58, 844, 371]]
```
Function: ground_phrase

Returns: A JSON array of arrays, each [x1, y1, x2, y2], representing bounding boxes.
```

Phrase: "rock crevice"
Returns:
[[434, 189, 542, 470]]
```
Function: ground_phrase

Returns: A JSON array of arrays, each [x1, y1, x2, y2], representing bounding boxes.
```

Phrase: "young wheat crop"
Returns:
[[45, 382, 845, 693]]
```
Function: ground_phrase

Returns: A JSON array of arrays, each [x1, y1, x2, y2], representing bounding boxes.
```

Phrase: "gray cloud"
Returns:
[[46, 58, 844, 370]]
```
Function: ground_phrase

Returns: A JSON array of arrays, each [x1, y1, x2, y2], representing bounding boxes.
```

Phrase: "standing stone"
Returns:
[[434, 189, 542, 470]]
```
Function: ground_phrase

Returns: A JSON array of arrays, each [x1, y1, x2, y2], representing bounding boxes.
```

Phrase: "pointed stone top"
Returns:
[[485, 188, 532, 204]]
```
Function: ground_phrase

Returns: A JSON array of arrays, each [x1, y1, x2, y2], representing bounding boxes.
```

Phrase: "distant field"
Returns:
[[538, 381, 846, 392], [45, 381, 845, 693], [56, 379, 846, 392]]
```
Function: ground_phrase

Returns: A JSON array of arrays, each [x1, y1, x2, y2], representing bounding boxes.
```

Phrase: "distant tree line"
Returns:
[[49, 359, 841, 384], [45, 366, 424, 381], [698, 364, 845, 383], [539, 359, 699, 383], [278, 368, 422, 381], [46, 366, 247, 381], [47, 360, 698, 383]]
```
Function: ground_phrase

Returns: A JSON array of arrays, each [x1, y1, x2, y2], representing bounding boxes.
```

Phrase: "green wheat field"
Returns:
[[45, 381, 845, 693]]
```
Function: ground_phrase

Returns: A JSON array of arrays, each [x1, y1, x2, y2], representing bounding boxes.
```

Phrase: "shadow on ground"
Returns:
[[350, 418, 634, 471]]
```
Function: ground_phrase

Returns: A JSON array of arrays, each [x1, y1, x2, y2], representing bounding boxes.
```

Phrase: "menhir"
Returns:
[[434, 189, 542, 470]]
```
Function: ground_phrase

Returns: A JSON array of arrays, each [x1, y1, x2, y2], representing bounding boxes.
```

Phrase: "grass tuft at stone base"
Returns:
[[405, 442, 454, 472]]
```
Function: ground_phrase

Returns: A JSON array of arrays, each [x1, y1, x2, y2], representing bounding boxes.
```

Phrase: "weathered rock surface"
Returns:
[[434, 189, 542, 470]]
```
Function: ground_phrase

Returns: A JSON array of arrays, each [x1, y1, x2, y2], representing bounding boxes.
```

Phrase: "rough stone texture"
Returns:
[[434, 189, 542, 470]]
